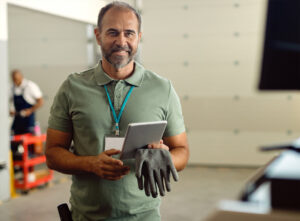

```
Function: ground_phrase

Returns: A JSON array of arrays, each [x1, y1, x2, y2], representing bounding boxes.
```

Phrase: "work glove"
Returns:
[[135, 148, 179, 198]]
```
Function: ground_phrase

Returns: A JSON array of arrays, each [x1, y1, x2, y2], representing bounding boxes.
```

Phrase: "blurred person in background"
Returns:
[[10, 69, 43, 135]]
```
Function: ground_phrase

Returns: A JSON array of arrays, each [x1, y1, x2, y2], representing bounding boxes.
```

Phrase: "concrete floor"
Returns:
[[0, 166, 256, 221]]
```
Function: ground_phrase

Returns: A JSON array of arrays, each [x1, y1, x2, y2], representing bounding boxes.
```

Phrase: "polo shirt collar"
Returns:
[[124, 62, 144, 87], [94, 62, 113, 86], [94, 61, 144, 87]]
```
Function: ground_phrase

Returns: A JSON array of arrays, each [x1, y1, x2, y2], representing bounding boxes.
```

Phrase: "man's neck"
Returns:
[[15, 78, 25, 87], [101, 59, 135, 80]]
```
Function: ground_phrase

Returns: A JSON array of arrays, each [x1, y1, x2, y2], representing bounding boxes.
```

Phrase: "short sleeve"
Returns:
[[48, 79, 72, 132], [29, 81, 43, 99], [163, 82, 185, 137]]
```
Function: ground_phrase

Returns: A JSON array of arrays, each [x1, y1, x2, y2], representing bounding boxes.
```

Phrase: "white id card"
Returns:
[[105, 136, 125, 151]]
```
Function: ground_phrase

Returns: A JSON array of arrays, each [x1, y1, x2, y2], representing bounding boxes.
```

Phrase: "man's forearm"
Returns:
[[46, 147, 92, 175], [170, 146, 189, 171], [31, 98, 43, 112]]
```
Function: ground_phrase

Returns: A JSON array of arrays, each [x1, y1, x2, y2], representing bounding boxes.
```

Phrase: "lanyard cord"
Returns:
[[104, 84, 134, 135]]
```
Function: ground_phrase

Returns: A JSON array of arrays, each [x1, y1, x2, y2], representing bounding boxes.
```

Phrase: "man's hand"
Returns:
[[147, 140, 169, 150], [19, 108, 33, 117], [90, 149, 130, 180], [46, 128, 130, 181], [20, 98, 43, 117], [22, 108, 33, 117]]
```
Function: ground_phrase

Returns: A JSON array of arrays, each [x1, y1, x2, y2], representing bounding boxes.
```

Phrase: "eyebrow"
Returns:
[[106, 28, 136, 34], [106, 28, 118, 33], [125, 29, 136, 34]]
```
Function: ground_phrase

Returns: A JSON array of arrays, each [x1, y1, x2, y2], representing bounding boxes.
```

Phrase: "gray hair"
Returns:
[[97, 1, 142, 33]]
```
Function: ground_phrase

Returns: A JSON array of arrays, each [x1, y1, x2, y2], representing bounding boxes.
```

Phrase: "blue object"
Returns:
[[12, 88, 35, 135], [104, 85, 134, 136]]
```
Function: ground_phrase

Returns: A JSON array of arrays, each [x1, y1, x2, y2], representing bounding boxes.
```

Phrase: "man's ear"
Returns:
[[94, 27, 102, 46], [138, 32, 142, 43]]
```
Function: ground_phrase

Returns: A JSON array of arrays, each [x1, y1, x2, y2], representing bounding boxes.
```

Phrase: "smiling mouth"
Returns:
[[112, 50, 129, 56], [114, 50, 127, 53]]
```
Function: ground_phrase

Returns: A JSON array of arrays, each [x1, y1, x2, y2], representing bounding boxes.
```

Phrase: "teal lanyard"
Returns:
[[104, 84, 134, 136]]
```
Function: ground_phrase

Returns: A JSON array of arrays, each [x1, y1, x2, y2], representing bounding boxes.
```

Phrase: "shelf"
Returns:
[[11, 133, 53, 192], [11, 133, 46, 145], [13, 155, 46, 167], [14, 169, 53, 190]]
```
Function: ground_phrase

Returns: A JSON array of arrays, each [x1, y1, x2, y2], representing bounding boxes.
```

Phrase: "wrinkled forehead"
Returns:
[[101, 7, 139, 32]]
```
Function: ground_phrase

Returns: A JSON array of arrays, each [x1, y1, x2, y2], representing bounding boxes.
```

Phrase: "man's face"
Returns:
[[12, 71, 23, 86], [95, 7, 141, 69]]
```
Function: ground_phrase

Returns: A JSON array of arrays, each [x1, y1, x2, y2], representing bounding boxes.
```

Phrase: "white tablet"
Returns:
[[120, 121, 167, 159]]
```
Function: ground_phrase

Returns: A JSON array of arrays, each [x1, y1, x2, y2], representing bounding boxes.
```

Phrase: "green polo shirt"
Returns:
[[48, 61, 185, 220]]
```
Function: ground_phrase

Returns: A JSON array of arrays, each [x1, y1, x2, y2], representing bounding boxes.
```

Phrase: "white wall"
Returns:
[[141, 0, 300, 166], [7, 0, 105, 24], [0, 0, 10, 202], [1, 0, 107, 40], [0, 40, 10, 203]]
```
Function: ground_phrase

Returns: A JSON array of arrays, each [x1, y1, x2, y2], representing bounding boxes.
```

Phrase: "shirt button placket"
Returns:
[[114, 81, 123, 112]]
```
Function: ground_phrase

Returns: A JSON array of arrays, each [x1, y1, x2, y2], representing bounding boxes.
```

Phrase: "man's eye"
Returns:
[[108, 32, 118, 36], [125, 32, 134, 37]]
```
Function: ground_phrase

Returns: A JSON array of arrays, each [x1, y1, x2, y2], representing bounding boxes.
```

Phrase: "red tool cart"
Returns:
[[11, 133, 53, 193]]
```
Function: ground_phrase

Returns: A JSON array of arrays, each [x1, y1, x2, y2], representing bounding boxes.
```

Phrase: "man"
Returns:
[[10, 70, 43, 135], [46, 2, 189, 220]]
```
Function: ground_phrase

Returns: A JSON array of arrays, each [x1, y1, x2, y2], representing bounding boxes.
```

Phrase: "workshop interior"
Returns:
[[0, 0, 300, 220]]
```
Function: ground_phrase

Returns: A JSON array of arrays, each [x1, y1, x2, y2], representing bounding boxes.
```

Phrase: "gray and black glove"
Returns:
[[135, 148, 179, 198]]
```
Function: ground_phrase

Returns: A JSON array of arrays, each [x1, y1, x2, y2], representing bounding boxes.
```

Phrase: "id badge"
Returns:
[[105, 135, 125, 151]]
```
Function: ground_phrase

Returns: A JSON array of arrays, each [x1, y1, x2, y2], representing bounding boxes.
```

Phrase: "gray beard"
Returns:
[[105, 54, 133, 69]]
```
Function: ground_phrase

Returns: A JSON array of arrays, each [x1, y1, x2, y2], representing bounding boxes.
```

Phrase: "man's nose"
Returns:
[[115, 33, 127, 47]]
